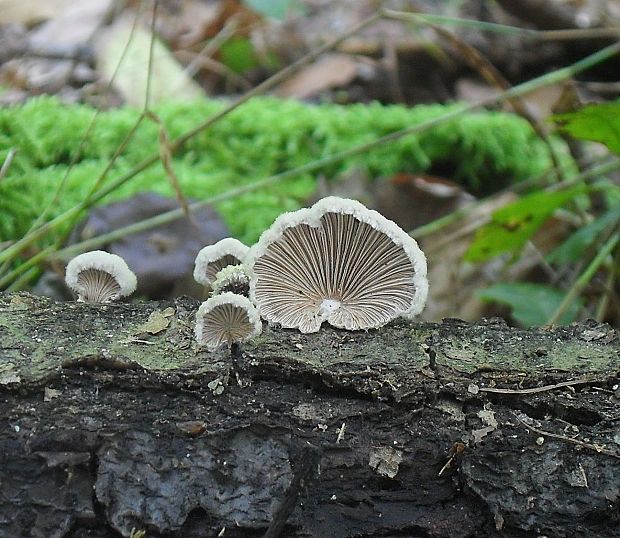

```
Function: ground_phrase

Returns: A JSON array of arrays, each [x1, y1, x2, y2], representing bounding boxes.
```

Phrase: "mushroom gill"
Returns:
[[247, 197, 428, 333], [65, 250, 137, 303], [194, 238, 250, 288], [194, 292, 262, 351]]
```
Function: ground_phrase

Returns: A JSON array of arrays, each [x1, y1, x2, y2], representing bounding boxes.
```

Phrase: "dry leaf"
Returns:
[[44, 387, 62, 401], [472, 425, 496, 444], [28, 0, 113, 48], [0, 0, 74, 25], [95, 13, 203, 107], [369, 446, 403, 478], [0, 372, 21, 385], [275, 53, 361, 99], [477, 408, 498, 428], [135, 309, 172, 335]]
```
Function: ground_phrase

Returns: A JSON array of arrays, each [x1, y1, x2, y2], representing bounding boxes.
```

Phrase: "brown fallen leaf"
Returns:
[[275, 53, 362, 99], [176, 420, 207, 437]]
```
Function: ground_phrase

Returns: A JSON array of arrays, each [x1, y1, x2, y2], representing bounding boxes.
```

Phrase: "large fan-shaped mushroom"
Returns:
[[246, 197, 428, 333]]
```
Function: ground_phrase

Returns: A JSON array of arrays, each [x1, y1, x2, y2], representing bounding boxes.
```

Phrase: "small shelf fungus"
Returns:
[[194, 292, 262, 351], [193, 238, 250, 289], [211, 264, 251, 296], [65, 250, 137, 303], [246, 196, 428, 333]]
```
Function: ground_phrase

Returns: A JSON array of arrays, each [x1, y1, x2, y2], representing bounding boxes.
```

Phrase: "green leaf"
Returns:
[[244, 0, 306, 19], [219, 38, 259, 74], [547, 201, 620, 265], [218, 39, 280, 74], [465, 186, 585, 262], [553, 102, 620, 154], [477, 283, 582, 326]]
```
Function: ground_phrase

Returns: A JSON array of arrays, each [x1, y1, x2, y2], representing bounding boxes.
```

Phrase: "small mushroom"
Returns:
[[246, 196, 428, 333], [194, 292, 262, 351], [211, 264, 251, 296], [65, 250, 137, 303], [193, 238, 250, 289]]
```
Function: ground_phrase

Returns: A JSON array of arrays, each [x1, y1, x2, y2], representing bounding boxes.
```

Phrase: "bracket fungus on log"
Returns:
[[193, 238, 250, 288], [195, 292, 262, 351], [246, 196, 428, 333], [65, 250, 137, 303]]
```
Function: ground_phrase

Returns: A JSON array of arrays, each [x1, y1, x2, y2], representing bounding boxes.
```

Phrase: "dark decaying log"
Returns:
[[0, 292, 618, 538]]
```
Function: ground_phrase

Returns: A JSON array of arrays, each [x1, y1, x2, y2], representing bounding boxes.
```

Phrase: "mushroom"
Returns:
[[211, 264, 251, 297], [193, 238, 250, 289], [194, 292, 262, 351], [246, 196, 428, 333], [65, 250, 137, 303]]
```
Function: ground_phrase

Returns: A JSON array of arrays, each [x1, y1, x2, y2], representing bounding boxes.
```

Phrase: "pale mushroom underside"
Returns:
[[204, 254, 243, 285], [250, 205, 427, 333], [76, 268, 123, 303], [195, 293, 262, 351], [212, 264, 251, 296], [65, 250, 137, 303], [194, 238, 250, 287]]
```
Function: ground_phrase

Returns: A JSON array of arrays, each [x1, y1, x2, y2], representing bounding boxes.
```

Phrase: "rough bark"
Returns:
[[0, 292, 619, 538]]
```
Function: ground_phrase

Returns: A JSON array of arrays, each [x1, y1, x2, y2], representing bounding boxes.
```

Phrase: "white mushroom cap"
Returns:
[[193, 238, 250, 287], [246, 196, 428, 333], [211, 264, 251, 296], [194, 292, 262, 351], [65, 250, 137, 303]]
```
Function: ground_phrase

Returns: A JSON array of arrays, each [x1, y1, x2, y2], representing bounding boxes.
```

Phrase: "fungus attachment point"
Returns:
[[193, 238, 250, 288], [195, 292, 262, 351], [211, 264, 251, 297], [247, 197, 428, 333], [65, 250, 137, 303]]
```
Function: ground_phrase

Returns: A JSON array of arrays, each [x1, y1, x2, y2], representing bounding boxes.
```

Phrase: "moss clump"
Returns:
[[0, 96, 572, 245]]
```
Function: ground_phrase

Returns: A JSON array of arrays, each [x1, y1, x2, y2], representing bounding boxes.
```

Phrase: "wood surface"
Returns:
[[0, 292, 619, 538]]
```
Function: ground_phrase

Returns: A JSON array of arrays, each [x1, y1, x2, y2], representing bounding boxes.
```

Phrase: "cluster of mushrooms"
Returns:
[[65, 197, 429, 352]]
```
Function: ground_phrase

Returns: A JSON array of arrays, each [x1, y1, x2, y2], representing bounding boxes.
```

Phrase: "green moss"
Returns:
[[0, 96, 573, 245]]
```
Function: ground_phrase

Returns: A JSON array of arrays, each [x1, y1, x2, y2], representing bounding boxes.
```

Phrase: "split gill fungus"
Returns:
[[211, 264, 251, 297], [65, 250, 137, 303], [194, 292, 262, 351], [246, 196, 428, 333], [193, 238, 250, 288]]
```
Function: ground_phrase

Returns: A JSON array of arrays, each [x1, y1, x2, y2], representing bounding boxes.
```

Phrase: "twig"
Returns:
[[0, 148, 16, 182], [547, 231, 620, 324], [176, 51, 252, 91], [383, 8, 620, 40], [143, 0, 159, 112], [410, 158, 620, 239], [409, 10, 566, 181], [144, 110, 196, 226], [176, 16, 252, 91], [512, 412, 620, 459], [594, 244, 620, 321], [480, 378, 601, 395]]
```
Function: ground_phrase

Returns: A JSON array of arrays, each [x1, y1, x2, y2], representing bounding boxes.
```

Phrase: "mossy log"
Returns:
[[0, 292, 619, 538]]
